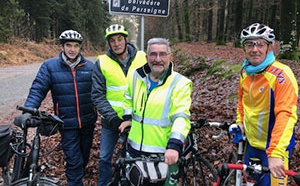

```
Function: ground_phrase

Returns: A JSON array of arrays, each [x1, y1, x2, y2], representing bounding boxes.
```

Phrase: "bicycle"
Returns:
[[213, 161, 300, 186], [1, 105, 63, 186], [109, 119, 218, 186], [203, 121, 245, 186], [205, 121, 300, 186]]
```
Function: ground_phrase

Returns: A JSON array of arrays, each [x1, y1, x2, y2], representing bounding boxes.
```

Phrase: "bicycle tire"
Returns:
[[11, 176, 59, 186], [181, 155, 217, 186]]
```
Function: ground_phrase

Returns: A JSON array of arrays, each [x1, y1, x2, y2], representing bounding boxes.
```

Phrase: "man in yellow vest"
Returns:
[[119, 38, 192, 185], [91, 24, 146, 186]]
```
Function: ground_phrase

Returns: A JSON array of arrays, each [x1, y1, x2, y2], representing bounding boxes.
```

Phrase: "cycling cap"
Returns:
[[240, 23, 275, 44], [105, 24, 128, 39], [59, 30, 83, 44]]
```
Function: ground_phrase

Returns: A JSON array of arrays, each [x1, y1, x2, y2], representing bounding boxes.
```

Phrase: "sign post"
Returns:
[[109, 0, 170, 51]]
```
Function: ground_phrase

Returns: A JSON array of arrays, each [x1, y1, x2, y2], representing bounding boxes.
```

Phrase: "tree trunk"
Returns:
[[183, 1, 191, 41], [174, 0, 183, 41], [224, 0, 231, 42], [191, 0, 201, 41], [297, 0, 300, 48], [247, 0, 253, 23], [233, 0, 243, 47], [278, 0, 299, 60], [207, 0, 213, 42], [216, 0, 226, 45], [263, 0, 270, 24]]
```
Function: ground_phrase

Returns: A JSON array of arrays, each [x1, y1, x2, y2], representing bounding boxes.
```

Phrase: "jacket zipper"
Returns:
[[70, 63, 86, 129], [140, 93, 149, 151]]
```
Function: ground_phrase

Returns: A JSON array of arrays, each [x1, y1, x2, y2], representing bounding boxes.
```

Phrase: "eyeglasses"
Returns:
[[244, 40, 269, 50], [148, 52, 170, 59]]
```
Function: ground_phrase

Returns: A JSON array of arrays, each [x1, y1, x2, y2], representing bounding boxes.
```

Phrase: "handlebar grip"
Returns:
[[17, 105, 39, 115], [27, 118, 42, 127]]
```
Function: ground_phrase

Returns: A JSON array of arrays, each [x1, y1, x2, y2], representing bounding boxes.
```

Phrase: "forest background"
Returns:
[[0, 0, 300, 185], [0, 0, 299, 60]]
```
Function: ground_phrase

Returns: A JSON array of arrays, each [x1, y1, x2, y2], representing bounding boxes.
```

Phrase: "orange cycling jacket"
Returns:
[[236, 60, 298, 158]]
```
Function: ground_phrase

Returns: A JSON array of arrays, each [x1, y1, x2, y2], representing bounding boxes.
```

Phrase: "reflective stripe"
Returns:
[[128, 138, 166, 153], [124, 109, 132, 115], [132, 73, 183, 127], [107, 85, 126, 91], [161, 73, 182, 118], [108, 100, 123, 107], [124, 92, 132, 99], [258, 109, 265, 140], [132, 71, 138, 104], [132, 114, 172, 127], [170, 113, 190, 123], [170, 132, 185, 143]]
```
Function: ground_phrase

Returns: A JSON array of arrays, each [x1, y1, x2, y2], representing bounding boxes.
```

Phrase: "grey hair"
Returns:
[[146, 38, 171, 54]]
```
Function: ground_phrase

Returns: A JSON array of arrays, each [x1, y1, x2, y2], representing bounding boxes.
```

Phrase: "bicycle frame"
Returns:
[[23, 128, 41, 185], [204, 121, 246, 186]]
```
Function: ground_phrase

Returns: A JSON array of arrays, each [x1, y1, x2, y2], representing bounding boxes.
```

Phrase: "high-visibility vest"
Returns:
[[98, 51, 146, 118], [124, 67, 192, 153]]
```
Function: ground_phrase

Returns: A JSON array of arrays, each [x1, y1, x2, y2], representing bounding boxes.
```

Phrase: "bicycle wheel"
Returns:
[[11, 176, 59, 186], [181, 155, 217, 186]]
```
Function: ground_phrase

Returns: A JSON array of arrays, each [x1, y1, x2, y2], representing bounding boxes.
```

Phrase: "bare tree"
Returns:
[[216, 0, 226, 45], [278, 0, 299, 60]]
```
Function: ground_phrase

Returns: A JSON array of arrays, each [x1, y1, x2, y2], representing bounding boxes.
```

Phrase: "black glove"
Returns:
[[14, 113, 32, 128], [110, 117, 123, 131]]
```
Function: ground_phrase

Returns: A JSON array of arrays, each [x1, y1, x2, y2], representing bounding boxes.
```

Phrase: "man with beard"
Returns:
[[119, 38, 192, 185], [91, 24, 146, 186]]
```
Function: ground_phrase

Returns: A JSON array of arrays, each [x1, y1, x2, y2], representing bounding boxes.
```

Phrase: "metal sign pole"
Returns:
[[141, 15, 144, 51]]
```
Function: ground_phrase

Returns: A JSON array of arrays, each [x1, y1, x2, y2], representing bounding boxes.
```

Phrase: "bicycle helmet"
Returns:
[[105, 24, 128, 39], [59, 30, 83, 44], [240, 23, 275, 44]]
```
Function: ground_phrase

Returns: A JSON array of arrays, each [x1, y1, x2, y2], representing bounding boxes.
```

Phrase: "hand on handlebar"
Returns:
[[268, 157, 286, 178], [229, 124, 244, 144], [164, 149, 179, 165], [14, 113, 32, 128], [118, 121, 131, 132]]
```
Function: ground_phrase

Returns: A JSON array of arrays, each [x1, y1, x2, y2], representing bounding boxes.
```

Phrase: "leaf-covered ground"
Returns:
[[1, 42, 299, 185]]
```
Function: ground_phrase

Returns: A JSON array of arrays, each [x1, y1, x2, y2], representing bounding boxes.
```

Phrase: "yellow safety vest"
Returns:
[[124, 65, 192, 153], [98, 51, 146, 118]]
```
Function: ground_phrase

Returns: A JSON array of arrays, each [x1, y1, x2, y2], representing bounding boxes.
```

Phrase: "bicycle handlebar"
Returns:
[[16, 105, 39, 116], [192, 119, 231, 140], [213, 163, 300, 186], [14, 105, 64, 129]]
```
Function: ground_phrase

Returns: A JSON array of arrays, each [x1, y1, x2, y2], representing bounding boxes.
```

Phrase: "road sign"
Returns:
[[109, 0, 170, 17]]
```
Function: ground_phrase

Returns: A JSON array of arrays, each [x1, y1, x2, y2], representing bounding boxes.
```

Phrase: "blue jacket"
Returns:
[[25, 52, 97, 129]]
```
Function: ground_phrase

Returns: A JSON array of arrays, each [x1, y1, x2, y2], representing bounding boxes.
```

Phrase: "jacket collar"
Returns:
[[59, 52, 86, 66]]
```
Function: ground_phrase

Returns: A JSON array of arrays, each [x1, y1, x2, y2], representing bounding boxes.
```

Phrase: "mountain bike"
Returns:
[[213, 161, 300, 186], [1, 105, 63, 186]]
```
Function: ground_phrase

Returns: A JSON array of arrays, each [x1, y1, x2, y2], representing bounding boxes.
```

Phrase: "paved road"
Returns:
[[0, 57, 97, 118]]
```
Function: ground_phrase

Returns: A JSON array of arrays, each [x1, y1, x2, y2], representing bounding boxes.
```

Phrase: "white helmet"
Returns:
[[240, 23, 275, 44], [59, 30, 83, 44]]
